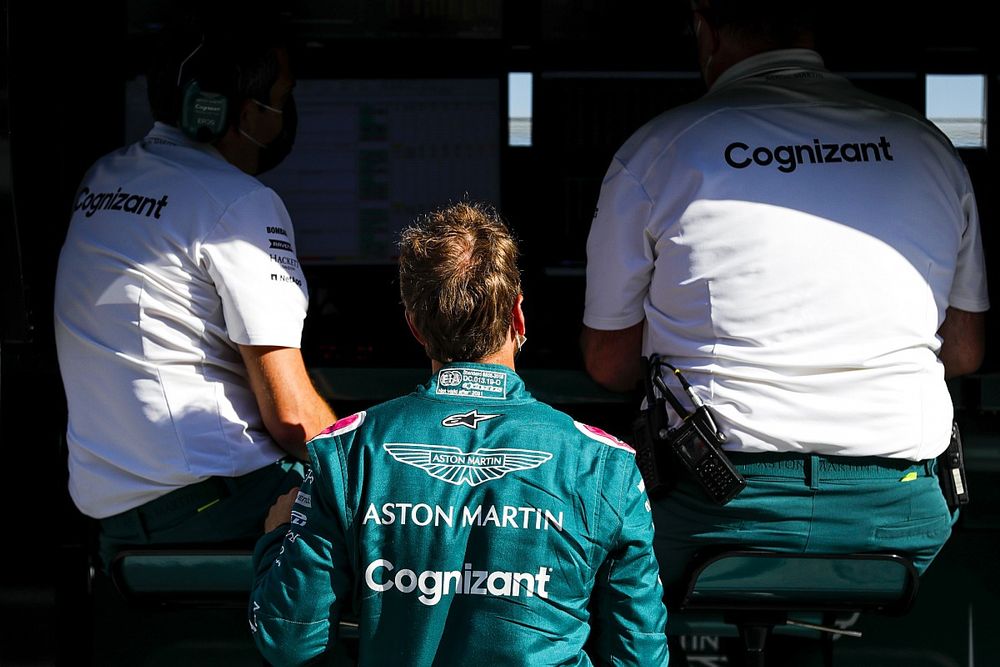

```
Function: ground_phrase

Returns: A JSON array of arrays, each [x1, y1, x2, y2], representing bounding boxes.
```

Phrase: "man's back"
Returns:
[[585, 49, 989, 460], [250, 363, 668, 666], [54, 122, 309, 518]]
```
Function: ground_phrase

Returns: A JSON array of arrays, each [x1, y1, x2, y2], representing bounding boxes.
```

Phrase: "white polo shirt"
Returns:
[[55, 123, 310, 518], [584, 50, 989, 461]]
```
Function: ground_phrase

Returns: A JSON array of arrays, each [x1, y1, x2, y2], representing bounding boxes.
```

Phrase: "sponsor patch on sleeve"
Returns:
[[573, 422, 635, 453]]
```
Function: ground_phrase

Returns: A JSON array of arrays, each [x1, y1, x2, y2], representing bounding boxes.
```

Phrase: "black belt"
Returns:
[[724, 451, 934, 480]]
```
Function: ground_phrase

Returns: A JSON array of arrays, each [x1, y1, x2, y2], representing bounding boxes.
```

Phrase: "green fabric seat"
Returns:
[[680, 550, 918, 611], [112, 549, 253, 599], [109, 548, 361, 640], [667, 549, 920, 667]]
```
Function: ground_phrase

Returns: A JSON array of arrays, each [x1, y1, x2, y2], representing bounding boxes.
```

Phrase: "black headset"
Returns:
[[176, 38, 232, 143]]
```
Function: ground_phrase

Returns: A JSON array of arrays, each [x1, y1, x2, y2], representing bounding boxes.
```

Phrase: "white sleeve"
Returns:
[[949, 187, 990, 312], [201, 186, 309, 347], [583, 158, 655, 331]]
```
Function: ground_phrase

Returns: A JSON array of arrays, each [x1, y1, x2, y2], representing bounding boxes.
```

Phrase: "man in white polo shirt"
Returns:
[[581, 0, 989, 598], [54, 14, 336, 571]]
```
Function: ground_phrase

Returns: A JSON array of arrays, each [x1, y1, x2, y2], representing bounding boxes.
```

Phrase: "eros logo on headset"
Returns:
[[176, 38, 231, 143], [180, 80, 229, 142]]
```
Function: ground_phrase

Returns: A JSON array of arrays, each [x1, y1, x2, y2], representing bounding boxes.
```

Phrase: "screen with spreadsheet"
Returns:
[[257, 78, 501, 265]]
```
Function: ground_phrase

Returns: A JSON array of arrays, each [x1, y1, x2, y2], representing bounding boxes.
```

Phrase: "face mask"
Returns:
[[240, 95, 298, 175], [254, 96, 299, 175], [256, 95, 297, 174]]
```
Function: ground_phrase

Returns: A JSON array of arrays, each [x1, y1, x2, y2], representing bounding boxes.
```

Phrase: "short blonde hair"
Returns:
[[399, 201, 521, 363]]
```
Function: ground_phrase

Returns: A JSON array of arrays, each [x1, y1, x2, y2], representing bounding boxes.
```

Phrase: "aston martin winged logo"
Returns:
[[383, 443, 552, 487]]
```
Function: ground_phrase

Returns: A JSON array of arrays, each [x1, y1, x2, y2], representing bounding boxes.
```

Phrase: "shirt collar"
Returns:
[[143, 122, 228, 163], [710, 48, 827, 92]]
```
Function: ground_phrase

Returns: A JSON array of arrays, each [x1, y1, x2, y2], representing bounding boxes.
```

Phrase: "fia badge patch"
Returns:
[[436, 367, 507, 400]]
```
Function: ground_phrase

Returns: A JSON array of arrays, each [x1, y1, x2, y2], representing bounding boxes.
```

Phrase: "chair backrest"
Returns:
[[110, 548, 255, 607], [108, 547, 360, 638], [676, 548, 920, 616]]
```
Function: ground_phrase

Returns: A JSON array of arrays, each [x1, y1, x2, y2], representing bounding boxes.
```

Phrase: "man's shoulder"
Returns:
[[107, 131, 279, 211], [517, 401, 637, 458], [308, 394, 423, 444], [162, 146, 275, 209], [570, 421, 636, 456], [610, 98, 717, 172]]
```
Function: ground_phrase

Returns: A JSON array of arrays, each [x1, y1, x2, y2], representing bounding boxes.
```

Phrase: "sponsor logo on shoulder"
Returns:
[[270, 273, 302, 286], [435, 367, 507, 400], [442, 410, 500, 429], [383, 443, 551, 486], [269, 238, 294, 252], [270, 253, 300, 270]]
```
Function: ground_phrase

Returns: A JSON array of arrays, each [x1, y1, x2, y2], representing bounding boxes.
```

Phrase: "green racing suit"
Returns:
[[249, 362, 669, 666]]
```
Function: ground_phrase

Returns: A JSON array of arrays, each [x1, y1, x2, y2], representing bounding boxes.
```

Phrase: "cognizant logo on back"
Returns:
[[364, 559, 552, 606], [724, 136, 894, 173]]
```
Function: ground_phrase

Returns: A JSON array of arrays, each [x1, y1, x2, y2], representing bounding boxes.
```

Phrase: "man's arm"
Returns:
[[581, 322, 644, 392], [588, 458, 669, 666], [240, 345, 337, 459], [582, 158, 654, 392], [937, 306, 986, 378], [250, 447, 351, 666]]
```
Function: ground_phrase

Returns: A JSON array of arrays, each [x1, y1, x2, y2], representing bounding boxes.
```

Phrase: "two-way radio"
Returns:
[[938, 419, 970, 511], [633, 355, 746, 505]]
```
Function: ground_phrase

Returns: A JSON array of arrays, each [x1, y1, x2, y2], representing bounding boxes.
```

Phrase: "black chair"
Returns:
[[666, 549, 920, 667], [99, 547, 359, 666], [109, 547, 255, 607]]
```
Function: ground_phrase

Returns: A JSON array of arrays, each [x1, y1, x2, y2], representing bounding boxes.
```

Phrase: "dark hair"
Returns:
[[696, 0, 816, 48], [146, 12, 288, 128], [398, 202, 522, 363]]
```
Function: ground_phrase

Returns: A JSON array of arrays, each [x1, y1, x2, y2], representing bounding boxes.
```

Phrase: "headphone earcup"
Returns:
[[179, 79, 229, 142]]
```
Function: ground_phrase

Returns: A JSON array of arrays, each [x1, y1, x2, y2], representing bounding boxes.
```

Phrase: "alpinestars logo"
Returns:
[[442, 410, 500, 429], [383, 443, 552, 486]]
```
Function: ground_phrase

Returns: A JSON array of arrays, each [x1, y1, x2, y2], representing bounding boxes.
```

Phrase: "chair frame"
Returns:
[[670, 548, 921, 667]]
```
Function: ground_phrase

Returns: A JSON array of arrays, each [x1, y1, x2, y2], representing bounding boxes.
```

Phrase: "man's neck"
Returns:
[[430, 343, 517, 374], [706, 34, 816, 88], [215, 128, 259, 175]]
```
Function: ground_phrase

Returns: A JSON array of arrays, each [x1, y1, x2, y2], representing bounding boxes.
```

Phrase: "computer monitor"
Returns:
[[258, 78, 501, 264]]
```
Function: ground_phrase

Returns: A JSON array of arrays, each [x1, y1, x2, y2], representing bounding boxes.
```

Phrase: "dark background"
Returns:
[[2, 1, 998, 664]]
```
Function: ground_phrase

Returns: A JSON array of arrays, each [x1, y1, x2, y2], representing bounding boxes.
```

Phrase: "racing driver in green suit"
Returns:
[[249, 201, 669, 666]]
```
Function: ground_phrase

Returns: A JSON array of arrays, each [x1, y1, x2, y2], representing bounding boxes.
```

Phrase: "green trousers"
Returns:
[[652, 452, 954, 597], [96, 457, 305, 573]]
